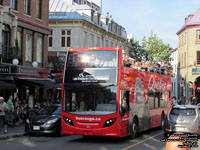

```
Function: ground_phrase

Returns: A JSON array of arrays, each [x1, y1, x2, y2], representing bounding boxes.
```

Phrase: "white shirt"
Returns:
[[0, 102, 8, 116]]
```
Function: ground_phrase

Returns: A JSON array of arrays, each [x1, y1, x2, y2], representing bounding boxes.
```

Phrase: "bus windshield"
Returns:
[[63, 84, 117, 115], [67, 50, 118, 68]]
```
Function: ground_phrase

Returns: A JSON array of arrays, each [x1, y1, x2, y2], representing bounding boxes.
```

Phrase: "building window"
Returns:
[[184, 52, 186, 67], [0, 0, 2, 5], [48, 31, 53, 47], [197, 30, 200, 40], [10, 0, 18, 10], [25, 0, 31, 15], [16, 31, 22, 59], [96, 36, 100, 47], [111, 41, 113, 48], [61, 30, 71, 47], [83, 31, 87, 47], [105, 40, 108, 47], [36, 36, 43, 64], [25, 33, 33, 62], [90, 34, 94, 47], [36, 0, 42, 19], [197, 51, 200, 65]]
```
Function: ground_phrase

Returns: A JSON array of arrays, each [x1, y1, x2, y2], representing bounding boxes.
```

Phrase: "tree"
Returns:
[[142, 32, 171, 63], [129, 38, 147, 61]]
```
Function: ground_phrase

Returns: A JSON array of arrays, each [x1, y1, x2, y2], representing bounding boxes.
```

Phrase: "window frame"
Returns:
[[48, 31, 53, 47], [196, 51, 200, 65], [61, 29, 71, 48], [24, 0, 31, 15], [197, 30, 200, 41], [10, 0, 18, 11], [36, 35, 43, 64], [25, 33, 33, 62], [36, 0, 42, 19]]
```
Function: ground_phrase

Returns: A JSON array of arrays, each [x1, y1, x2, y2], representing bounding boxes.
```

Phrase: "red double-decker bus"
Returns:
[[61, 47, 171, 138]]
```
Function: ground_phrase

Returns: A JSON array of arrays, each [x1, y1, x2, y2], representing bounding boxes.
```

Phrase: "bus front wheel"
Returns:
[[130, 119, 138, 139]]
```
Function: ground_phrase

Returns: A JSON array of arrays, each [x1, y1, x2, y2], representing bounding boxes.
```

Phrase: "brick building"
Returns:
[[0, 0, 53, 107]]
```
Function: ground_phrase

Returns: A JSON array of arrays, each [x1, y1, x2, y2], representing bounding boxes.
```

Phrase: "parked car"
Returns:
[[25, 104, 62, 136], [164, 105, 200, 137]]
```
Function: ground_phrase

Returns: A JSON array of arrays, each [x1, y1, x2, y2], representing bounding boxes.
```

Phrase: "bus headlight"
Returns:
[[63, 116, 74, 126], [103, 118, 116, 128]]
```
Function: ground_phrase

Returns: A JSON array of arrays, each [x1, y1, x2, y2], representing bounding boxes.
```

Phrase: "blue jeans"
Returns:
[[7, 112, 14, 125]]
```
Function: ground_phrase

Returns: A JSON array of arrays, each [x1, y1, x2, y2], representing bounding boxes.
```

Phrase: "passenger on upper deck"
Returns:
[[123, 54, 131, 67]]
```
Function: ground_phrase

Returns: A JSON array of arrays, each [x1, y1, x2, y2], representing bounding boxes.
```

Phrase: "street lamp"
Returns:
[[12, 58, 19, 65], [32, 61, 38, 68]]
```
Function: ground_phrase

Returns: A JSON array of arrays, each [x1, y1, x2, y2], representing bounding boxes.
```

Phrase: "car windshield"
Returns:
[[170, 108, 196, 116], [38, 106, 61, 115]]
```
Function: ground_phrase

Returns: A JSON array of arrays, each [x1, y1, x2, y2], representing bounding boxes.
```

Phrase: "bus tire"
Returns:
[[129, 118, 138, 140]]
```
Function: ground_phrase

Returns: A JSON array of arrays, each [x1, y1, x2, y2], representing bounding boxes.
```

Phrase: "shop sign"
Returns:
[[192, 68, 200, 75]]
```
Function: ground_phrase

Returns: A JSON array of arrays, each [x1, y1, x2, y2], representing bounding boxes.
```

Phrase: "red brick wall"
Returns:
[[3, 0, 49, 26], [3, 0, 50, 68]]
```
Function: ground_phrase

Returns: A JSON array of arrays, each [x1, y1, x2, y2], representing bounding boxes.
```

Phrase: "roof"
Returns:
[[49, 12, 83, 20], [177, 8, 200, 35]]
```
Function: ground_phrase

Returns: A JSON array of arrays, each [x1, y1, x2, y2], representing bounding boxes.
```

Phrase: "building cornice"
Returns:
[[177, 24, 200, 35], [18, 17, 52, 32], [49, 19, 127, 41]]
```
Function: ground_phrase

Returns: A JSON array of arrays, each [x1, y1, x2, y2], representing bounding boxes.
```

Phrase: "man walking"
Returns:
[[7, 95, 14, 126], [0, 97, 8, 133]]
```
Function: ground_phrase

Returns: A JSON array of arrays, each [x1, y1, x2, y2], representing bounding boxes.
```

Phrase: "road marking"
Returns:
[[122, 132, 163, 150]]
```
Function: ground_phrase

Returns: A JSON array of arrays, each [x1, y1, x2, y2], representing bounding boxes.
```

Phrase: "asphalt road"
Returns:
[[0, 128, 170, 150]]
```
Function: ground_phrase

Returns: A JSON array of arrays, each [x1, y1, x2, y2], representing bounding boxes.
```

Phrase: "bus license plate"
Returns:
[[176, 127, 184, 131], [33, 126, 40, 130]]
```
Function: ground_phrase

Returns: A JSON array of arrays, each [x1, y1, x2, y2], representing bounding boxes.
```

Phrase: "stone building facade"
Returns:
[[48, 0, 128, 73]]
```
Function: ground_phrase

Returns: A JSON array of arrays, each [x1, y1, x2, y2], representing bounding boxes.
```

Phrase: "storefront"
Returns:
[[0, 64, 54, 108]]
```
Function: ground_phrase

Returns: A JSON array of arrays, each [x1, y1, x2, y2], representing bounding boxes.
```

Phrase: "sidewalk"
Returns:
[[0, 124, 25, 140]]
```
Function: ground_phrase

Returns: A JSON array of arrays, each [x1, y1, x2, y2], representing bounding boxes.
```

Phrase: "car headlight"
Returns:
[[46, 118, 59, 125]]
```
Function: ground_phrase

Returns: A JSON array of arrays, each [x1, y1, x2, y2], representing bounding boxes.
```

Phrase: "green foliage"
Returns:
[[142, 32, 171, 63], [129, 38, 147, 61]]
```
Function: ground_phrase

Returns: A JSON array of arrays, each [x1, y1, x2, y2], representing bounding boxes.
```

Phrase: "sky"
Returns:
[[102, 0, 200, 49]]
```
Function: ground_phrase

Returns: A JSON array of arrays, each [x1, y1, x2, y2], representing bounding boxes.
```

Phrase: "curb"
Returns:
[[0, 133, 26, 140]]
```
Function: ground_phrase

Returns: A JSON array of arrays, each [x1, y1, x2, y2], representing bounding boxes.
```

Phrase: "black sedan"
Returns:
[[25, 104, 62, 136]]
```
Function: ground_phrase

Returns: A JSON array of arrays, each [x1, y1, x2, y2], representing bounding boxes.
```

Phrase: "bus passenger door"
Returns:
[[120, 90, 130, 137]]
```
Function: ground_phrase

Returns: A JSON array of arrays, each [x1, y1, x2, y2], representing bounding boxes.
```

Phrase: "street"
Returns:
[[0, 128, 166, 150]]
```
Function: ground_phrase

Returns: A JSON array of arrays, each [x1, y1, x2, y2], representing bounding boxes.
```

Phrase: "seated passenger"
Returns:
[[123, 54, 131, 67]]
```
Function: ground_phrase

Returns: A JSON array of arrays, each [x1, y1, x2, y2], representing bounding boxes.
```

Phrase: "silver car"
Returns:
[[164, 105, 200, 137]]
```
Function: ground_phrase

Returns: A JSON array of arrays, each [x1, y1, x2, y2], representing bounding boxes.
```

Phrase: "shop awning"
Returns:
[[18, 78, 55, 88], [0, 80, 16, 90]]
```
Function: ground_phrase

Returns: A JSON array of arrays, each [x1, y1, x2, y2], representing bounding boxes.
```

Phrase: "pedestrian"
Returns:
[[172, 96, 178, 106], [7, 95, 15, 127], [0, 97, 8, 133]]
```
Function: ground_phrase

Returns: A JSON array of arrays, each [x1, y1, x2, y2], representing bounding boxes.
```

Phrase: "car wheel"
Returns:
[[129, 118, 138, 140]]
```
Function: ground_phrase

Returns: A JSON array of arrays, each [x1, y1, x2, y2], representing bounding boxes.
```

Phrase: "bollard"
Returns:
[[166, 133, 190, 150]]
